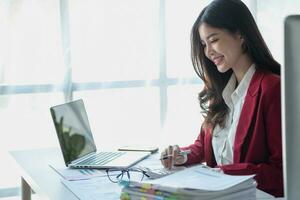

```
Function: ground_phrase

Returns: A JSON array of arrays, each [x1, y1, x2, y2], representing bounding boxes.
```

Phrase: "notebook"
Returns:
[[50, 99, 150, 169]]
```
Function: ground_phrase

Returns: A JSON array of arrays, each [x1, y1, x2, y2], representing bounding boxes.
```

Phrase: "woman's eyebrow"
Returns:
[[200, 32, 220, 44]]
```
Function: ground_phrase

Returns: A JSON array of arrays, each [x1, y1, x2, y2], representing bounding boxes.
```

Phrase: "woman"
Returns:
[[161, 0, 283, 197]]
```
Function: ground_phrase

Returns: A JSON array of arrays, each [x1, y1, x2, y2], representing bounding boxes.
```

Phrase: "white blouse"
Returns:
[[212, 64, 256, 165]]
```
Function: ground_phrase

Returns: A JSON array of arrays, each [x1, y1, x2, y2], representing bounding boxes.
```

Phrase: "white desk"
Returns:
[[10, 148, 277, 200]]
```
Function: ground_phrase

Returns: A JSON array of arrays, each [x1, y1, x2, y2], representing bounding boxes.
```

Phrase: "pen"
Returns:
[[160, 149, 191, 160]]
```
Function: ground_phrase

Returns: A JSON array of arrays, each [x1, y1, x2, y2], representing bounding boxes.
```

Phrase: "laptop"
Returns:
[[50, 99, 150, 169]]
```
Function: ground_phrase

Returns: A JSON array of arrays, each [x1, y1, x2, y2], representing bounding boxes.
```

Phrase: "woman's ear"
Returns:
[[235, 31, 247, 52], [235, 31, 244, 43], [240, 35, 245, 43], [241, 37, 247, 53]]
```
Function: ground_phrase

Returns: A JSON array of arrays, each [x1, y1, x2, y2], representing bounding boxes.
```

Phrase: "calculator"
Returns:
[[138, 166, 185, 179]]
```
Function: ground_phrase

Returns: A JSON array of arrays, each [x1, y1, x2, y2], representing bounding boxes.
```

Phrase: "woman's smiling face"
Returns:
[[199, 23, 245, 73]]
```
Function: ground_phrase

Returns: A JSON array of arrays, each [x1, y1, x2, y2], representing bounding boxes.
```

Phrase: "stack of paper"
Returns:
[[120, 165, 256, 200]]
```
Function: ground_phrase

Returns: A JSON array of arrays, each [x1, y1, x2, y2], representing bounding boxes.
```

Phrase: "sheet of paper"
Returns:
[[62, 177, 121, 200], [49, 164, 109, 181], [135, 153, 163, 168]]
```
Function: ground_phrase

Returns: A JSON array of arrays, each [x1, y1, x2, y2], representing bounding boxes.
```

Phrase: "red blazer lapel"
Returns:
[[204, 125, 217, 167], [233, 70, 264, 163]]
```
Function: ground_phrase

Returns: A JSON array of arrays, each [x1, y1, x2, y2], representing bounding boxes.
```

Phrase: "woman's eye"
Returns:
[[210, 39, 218, 43]]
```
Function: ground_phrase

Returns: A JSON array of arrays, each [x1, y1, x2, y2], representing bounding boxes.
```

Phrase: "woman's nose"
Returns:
[[205, 44, 214, 58]]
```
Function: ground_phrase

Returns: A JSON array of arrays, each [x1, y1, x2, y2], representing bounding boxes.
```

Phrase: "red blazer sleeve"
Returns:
[[219, 77, 283, 197], [180, 125, 205, 165]]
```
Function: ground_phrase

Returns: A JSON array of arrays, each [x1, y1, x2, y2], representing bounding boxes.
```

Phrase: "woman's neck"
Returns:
[[232, 54, 253, 84]]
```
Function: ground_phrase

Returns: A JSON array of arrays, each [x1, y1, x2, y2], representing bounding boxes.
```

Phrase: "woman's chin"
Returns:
[[216, 65, 230, 73]]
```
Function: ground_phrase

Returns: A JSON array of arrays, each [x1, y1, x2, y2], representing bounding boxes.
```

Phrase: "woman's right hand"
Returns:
[[160, 145, 188, 169]]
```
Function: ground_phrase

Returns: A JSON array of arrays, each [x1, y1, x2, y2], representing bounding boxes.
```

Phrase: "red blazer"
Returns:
[[181, 70, 283, 197]]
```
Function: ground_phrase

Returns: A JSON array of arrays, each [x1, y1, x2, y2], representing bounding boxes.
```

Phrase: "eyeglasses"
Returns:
[[105, 167, 150, 183]]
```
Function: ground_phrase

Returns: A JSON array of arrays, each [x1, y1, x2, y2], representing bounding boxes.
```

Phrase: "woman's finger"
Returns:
[[160, 148, 168, 167], [167, 145, 174, 169]]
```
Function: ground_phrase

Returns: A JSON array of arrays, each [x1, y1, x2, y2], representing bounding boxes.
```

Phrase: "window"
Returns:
[[0, 0, 65, 193], [256, 0, 300, 65], [69, 0, 160, 82], [0, 0, 205, 197]]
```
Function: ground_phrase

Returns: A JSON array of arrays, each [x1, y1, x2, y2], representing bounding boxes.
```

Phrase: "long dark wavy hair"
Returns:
[[191, 0, 280, 128]]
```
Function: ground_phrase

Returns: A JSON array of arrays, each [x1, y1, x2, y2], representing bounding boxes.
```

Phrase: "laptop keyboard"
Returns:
[[77, 151, 126, 166]]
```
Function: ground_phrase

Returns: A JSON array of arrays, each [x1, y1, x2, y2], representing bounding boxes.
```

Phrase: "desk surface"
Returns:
[[11, 148, 78, 199], [10, 148, 277, 200]]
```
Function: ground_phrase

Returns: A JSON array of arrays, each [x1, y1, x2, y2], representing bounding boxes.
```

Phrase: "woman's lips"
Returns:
[[212, 56, 224, 65]]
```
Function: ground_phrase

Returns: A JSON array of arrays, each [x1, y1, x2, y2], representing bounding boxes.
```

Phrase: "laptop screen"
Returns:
[[50, 99, 97, 165]]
